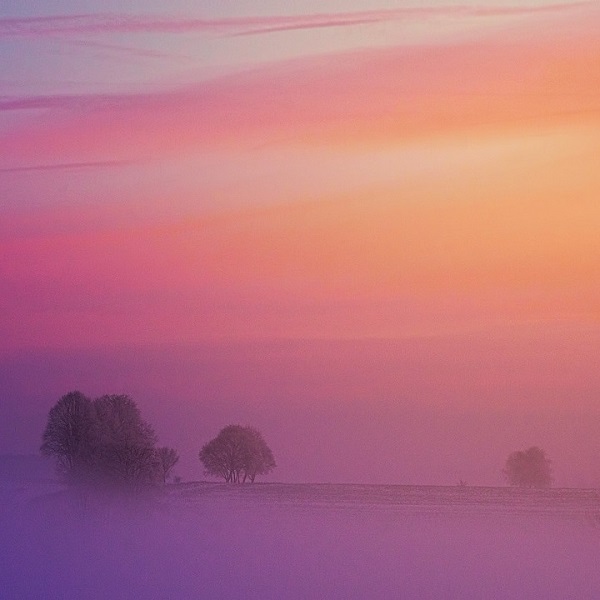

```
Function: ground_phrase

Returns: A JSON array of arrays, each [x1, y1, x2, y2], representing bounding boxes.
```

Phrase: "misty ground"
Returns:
[[2, 480, 600, 599]]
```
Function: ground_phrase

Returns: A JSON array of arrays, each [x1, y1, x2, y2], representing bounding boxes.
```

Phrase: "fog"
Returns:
[[2, 334, 600, 486], [2, 481, 600, 599]]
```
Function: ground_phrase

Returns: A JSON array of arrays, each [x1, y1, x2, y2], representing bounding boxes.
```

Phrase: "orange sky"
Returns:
[[2, 117, 599, 346]]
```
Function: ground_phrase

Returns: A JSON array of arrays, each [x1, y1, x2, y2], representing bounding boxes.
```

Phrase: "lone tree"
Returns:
[[41, 391, 171, 489], [503, 446, 553, 488], [199, 425, 276, 483]]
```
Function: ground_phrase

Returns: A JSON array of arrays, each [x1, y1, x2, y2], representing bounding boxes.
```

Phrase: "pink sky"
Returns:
[[1, 0, 599, 484]]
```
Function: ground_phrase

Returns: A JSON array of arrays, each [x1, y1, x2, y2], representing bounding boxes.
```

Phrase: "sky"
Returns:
[[1, 0, 600, 486]]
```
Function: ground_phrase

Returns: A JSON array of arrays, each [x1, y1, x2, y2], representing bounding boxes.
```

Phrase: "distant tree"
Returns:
[[41, 392, 168, 489], [503, 446, 553, 488], [156, 447, 179, 483], [40, 391, 97, 483], [199, 425, 276, 483]]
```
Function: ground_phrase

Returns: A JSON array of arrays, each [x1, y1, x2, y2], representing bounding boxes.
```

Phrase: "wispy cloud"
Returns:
[[0, 160, 135, 173], [62, 38, 190, 61], [232, 2, 594, 36], [0, 93, 126, 111], [0, 3, 592, 38], [0, 9, 598, 167]]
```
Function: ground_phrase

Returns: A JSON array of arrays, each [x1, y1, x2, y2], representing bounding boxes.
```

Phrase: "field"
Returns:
[[2, 481, 600, 599]]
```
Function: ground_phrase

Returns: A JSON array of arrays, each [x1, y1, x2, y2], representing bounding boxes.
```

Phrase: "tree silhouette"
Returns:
[[503, 446, 553, 488], [41, 391, 97, 483], [93, 394, 159, 486], [199, 425, 276, 483], [41, 391, 168, 489]]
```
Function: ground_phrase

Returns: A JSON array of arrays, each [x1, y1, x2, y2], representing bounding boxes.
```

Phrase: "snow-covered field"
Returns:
[[2, 481, 600, 599]]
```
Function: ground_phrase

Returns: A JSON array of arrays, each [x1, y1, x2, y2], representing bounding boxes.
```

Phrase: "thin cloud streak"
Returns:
[[0, 3, 592, 38], [0, 159, 135, 173], [0, 20, 598, 168], [0, 93, 131, 111], [232, 2, 594, 36], [63, 37, 190, 61]]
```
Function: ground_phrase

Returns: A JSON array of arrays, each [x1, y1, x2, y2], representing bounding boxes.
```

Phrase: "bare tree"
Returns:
[[199, 425, 276, 483], [503, 446, 553, 488], [93, 394, 159, 487], [156, 447, 179, 483], [41, 392, 169, 490], [199, 425, 246, 483], [40, 391, 97, 483], [242, 426, 276, 483]]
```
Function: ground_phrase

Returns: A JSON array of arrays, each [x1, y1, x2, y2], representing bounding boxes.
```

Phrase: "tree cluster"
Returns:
[[41, 391, 178, 489], [42, 392, 554, 489], [503, 446, 553, 488], [199, 425, 276, 483]]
